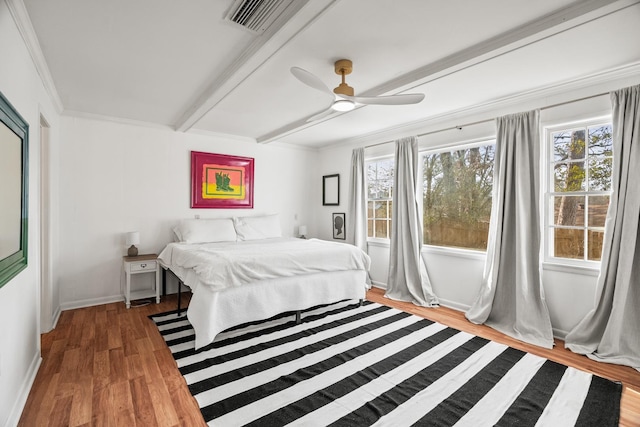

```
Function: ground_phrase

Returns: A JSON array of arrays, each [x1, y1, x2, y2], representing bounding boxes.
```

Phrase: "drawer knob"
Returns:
[[141, 263, 147, 268]]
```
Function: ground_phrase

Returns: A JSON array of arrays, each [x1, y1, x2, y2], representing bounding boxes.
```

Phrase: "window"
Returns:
[[422, 143, 495, 250], [547, 121, 613, 262], [366, 158, 394, 239]]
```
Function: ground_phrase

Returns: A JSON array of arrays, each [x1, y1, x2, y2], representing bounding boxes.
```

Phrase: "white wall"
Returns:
[[57, 117, 318, 308], [0, 2, 61, 425], [315, 74, 640, 339]]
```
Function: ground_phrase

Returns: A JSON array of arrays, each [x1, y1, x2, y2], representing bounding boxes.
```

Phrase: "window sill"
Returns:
[[367, 239, 390, 248], [367, 240, 487, 261], [422, 245, 486, 261], [542, 261, 600, 277]]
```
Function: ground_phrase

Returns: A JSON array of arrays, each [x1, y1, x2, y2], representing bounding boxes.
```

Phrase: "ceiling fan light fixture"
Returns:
[[331, 99, 355, 112]]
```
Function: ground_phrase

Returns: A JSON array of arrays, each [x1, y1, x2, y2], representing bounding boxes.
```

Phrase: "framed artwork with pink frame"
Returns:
[[191, 151, 254, 209]]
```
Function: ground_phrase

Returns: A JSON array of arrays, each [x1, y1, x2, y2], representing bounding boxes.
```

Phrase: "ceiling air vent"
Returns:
[[225, 0, 296, 35]]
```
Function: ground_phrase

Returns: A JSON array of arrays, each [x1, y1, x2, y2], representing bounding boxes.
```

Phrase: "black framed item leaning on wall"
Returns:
[[323, 174, 339, 206], [0, 91, 29, 288], [333, 213, 346, 240]]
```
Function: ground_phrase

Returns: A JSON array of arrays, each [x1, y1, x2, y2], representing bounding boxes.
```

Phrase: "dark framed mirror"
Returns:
[[0, 91, 29, 288], [323, 174, 339, 206]]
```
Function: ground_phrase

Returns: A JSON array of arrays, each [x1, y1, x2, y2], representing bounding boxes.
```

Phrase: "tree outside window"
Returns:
[[422, 144, 495, 250]]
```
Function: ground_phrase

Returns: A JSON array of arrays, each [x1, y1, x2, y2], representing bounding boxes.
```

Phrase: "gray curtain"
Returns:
[[385, 136, 439, 307], [347, 148, 368, 253], [465, 110, 554, 349], [565, 85, 640, 369]]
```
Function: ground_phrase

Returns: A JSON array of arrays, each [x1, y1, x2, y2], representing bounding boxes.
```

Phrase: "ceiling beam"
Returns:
[[257, 0, 639, 144], [174, 0, 338, 132]]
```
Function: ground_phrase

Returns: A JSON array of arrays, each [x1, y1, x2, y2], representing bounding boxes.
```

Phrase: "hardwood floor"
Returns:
[[18, 289, 640, 426]]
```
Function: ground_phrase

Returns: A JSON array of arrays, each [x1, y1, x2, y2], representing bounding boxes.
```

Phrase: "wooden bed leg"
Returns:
[[295, 311, 301, 324]]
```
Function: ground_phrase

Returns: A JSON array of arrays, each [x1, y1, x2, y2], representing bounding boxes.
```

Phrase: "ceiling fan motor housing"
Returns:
[[333, 59, 355, 96], [334, 83, 354, 96]]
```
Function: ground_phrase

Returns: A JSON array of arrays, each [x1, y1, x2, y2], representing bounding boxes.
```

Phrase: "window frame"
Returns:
[[543, 116, 613, 268], [365, 155, 394, 243]]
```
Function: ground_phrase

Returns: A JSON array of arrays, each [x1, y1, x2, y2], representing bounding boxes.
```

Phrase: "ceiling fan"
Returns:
[[291, 59, 425, 122]]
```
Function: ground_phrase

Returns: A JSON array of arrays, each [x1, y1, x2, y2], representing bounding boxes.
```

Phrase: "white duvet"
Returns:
[[158, 237, 371, 291]]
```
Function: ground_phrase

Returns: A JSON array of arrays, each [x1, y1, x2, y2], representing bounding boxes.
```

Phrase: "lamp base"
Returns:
[[127, 245, 138, 257]]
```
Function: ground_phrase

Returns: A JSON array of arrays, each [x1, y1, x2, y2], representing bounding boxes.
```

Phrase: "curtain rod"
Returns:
[[364, 90, 610, 149]]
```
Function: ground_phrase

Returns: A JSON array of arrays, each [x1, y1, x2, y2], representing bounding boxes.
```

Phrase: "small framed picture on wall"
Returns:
[[323, 174, 340, 206], [332, 213, 346, 240]]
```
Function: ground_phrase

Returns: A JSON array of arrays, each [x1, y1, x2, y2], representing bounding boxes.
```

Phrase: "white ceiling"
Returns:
[[21, 0, 640, 148]]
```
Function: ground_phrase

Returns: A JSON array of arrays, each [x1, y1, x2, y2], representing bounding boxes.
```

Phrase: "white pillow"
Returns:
[[174, 218, 237, 243], [233, 214, 282, 241]]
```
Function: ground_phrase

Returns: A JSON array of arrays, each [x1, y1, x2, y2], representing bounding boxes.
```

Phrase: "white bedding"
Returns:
[[158, 238, 370, 292], [158, 238, 371, 349]]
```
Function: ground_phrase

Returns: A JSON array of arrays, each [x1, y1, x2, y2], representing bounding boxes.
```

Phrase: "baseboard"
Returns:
[[60, 294, 124, 311], [5, 352, 42, 427], [553, 328, 569, 341], [370, 281, 387, 289], [51, 305, 61, 330], [436, 298, 471, 313]]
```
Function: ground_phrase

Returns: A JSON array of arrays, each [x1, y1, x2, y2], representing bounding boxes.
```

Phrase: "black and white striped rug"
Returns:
[[150, 300, 621, 426]]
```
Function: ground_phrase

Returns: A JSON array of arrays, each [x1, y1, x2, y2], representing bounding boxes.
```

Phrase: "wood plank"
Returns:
[[18, 290, 640, 426], [69, 374, 93, 426]]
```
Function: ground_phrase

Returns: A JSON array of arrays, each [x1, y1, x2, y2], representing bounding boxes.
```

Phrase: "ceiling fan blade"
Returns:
[[306, 108, 335, 123], [349, 93, 425, 106], [291, 67, 333, 96]]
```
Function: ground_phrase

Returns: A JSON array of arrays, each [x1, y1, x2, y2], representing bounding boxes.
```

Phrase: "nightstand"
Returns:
[[123, 254, 161, 309]]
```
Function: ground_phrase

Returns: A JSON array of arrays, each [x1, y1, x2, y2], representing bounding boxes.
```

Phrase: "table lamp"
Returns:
[[126, 231, 140, 256]]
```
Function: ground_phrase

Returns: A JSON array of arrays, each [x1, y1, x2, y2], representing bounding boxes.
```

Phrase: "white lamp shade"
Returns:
[[299, 225, 307, 236], [126, 231, 140, 246]]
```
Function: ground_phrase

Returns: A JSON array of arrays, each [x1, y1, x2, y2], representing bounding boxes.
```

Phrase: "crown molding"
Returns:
[[185, 127, 257, 144], [5, 0, 64, 113], [62, 110, 175, 131]]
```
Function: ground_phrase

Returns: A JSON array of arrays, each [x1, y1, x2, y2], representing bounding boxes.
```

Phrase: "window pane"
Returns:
[[552, 131, 571, 161], [553, 129, 586, 161], [588, 124, 613, 156], [367, 158, 394, 240], [554, 228, 584, 259], [588, 157, 612, 191], [553, 196, 585, 226], [376, 159, 394, 180], [424, 218, 489, 250], [588, 195, 609, 227], [422, 144, 494, 250], [375, 201, 388, 219], [587, 229, 605, 261], [554, 162, 586, 192], [374, 220, 387, 238], [368, 181, 392, 199]]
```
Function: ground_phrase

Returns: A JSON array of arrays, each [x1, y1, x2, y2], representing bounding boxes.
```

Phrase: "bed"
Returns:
[[157, 215, 371, 349]]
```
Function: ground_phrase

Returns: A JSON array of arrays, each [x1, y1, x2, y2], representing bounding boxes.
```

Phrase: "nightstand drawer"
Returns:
[[130, 261, 157, 272]]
